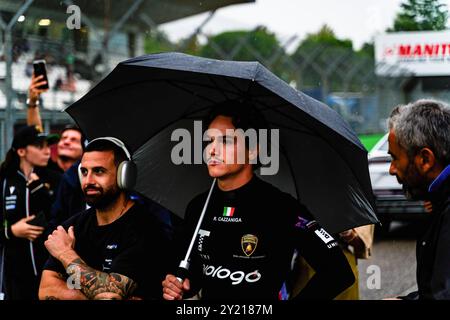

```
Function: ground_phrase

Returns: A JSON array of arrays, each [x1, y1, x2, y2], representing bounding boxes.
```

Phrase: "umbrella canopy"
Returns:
[[66, 52, 378, 234]]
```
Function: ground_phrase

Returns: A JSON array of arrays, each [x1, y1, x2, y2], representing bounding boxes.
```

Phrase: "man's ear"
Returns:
[[415, 147, 436, 174]]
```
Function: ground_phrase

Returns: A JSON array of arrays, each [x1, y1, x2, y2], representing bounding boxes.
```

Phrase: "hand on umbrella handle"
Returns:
[[176, 266, 190, 284], [162, 273, 190, 300]]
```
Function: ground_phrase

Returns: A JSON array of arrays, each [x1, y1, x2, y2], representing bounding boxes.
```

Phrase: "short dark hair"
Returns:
[[61, 124, 86, 151], [205, 100, 270, 169], [84, 139, 127, 167], [205, 100, 269, 133]]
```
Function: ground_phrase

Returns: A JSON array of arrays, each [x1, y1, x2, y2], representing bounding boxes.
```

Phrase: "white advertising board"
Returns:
[[375, 30, 450, 77]]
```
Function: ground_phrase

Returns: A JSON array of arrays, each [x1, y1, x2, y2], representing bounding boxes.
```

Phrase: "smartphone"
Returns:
[[33, 59, 49, 90], [27, 211, 48, 228]]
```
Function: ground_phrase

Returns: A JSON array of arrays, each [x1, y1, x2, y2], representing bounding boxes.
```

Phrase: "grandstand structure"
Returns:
[[0, 0, 253, 157]]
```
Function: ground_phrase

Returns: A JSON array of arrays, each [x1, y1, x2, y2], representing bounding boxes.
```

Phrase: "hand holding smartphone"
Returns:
[[27, 211, 48, 228], [32, 60, 49, 90]]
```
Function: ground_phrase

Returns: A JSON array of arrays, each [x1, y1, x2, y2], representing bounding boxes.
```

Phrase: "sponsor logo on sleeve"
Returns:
[[295, 216, 310, 229], [314, 228, 334, 244]]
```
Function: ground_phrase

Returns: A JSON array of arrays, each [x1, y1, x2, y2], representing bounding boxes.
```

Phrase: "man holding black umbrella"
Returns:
[[162, 101, 355, 300], [65, 52, 378, 235]]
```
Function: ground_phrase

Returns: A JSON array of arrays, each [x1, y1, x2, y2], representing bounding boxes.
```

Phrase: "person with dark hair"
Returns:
[[51, 124, 85, 172], [0, 126, 61, 299], [39, 137, 171, 300], [162, 101, 354, 300], [386, 99, 450, 300]]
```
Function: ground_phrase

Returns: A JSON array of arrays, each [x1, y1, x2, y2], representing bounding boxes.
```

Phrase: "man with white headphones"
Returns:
[[38, 137, 171, 300]]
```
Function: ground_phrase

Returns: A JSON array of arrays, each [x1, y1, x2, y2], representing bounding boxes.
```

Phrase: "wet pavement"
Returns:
[[358, 220, 429, 300]]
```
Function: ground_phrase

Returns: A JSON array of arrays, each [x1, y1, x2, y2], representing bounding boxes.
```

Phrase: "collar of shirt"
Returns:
[[428, 164, 450, 193]]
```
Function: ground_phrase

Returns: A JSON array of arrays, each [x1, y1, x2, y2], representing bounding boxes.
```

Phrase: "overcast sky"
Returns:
[[160, 0, 450, 50]]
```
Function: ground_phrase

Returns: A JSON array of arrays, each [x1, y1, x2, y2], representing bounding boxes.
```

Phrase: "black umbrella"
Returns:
[[66, 52, 378, 234]]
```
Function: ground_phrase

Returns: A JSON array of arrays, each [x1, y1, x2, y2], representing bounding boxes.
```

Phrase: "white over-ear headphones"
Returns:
[[78, 137, 137, 190]]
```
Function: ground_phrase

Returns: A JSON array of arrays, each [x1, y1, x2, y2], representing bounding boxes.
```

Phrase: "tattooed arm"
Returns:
[[45, 226, 137, 300], [60, 251, 137, 300], [39, 270, 88, 300]]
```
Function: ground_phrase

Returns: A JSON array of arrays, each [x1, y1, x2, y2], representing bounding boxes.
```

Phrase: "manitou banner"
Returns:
[[375, 30, 450, 77]]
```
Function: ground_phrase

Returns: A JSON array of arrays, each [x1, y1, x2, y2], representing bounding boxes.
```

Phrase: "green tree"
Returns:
[[291, 25, 359, 92], [298, 25, 353, 50], [200, 27, 281, 61], [199, 27, 288, 80], [391, 0, 449, 31], [357, 42, 374, 58], [144, 30, 174, 53]]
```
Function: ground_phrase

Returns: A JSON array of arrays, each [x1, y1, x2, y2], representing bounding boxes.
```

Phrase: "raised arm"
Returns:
[[27, 73, 48, 131]]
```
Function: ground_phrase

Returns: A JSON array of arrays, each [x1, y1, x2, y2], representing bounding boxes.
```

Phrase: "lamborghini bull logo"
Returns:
[[241, 234, 258, 257]]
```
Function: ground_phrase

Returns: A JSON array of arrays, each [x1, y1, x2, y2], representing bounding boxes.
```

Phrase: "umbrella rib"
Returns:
[[179, 100, 279, 121], [279, 144, 301, 202], [207, 76, 235, 100], [271, 123, 316, 136], [183, 105, 218, 119], [171, 79, 242, 96], [252, 98, 293, 113], [253, 98, 372, 209], [250, 98, 317, 133], [253, 99, 315, 134], [222, 77, 247, 97], [238, 74, 255, 102], [166, 80, 219, 105], [179, 99, 295, 123], [263, 101, 346, 153], [178, 99, 211, 120], [158, 76, 269, 121], [74, 76, 242, 107]]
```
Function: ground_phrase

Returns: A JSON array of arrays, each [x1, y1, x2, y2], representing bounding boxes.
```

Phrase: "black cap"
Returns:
[[11, 125, 58, 150]]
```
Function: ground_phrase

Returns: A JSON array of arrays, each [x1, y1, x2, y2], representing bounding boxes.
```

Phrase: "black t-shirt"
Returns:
[[177, 177, 354, 300], [44, 202, 170, 299]]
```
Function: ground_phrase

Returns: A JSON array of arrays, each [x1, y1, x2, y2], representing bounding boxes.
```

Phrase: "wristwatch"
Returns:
[[26, 98, 39, 108]]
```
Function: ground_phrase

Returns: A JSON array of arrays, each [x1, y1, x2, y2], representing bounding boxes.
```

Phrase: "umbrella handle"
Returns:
[[176, 260, 190, 283], [177, 178, 217, 281]]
